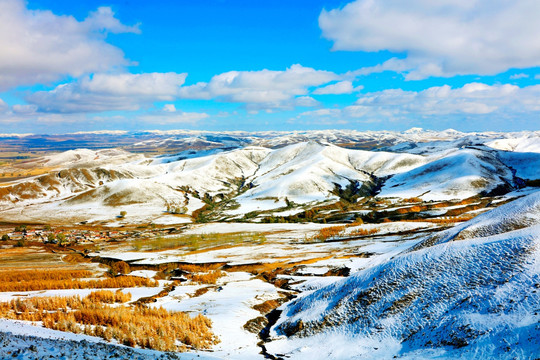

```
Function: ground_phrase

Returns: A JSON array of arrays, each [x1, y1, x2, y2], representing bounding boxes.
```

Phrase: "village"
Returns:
[[0, 224, 186, 247]]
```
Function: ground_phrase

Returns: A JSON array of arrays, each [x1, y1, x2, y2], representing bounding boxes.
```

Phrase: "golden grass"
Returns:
[[307, 226, 346, 242], [306, 225, 378, 242], [396, 205, 424, 214], [62, 254, 92, 264], [0, 269, 92, 283], [187, 270, 225, 285], [0, 269, 158, 292], [110, 261, 130, 275], [86, 289, 132, 303], [402, 197, 423, 203], [402, 216, 475, 224], [175, 263, 224, 272], [0, 293, 217, 352], [348, 227, 380, 237]]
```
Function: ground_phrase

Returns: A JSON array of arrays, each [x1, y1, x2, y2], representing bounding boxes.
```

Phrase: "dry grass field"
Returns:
[[0, 292, 216, 351]]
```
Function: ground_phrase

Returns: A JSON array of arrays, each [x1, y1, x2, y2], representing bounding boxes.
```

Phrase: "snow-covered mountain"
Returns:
[[1, 132, 540, 224], [267, 190, 540, 359]]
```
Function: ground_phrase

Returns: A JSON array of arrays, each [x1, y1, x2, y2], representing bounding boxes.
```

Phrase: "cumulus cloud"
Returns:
[[0, 0, 138, 90], [138, 107, 209, 124], [27, 73, 187, 113], [84, 6, 140, 34], [162, 104, 177, 112], [320, 0, 540, 79], [299, 83, 540, 121], [294, 96, 320, 107], [12, 104, 38, 114], [355, 83, 531, 115], [25, 65, 337, 113], [178, 64, 338, 110], [313, 81, 362, 95]]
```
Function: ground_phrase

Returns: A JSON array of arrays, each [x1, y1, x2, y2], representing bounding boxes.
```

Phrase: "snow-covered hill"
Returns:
[[1, 132, 539, 224], [267, 190, 540, 359], [378, 148, 515, 200]]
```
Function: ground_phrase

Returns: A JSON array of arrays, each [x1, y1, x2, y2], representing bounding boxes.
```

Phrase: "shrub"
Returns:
[[349, 227, 379, 237], [110, 261, 130, 275], [56, 233, 67, 245], [86, 290, 132, 303], [306, 226, 346, 242], [187, 270, 225, 285]]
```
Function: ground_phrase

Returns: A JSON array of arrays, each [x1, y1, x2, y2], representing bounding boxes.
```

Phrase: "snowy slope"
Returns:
[[379, 148, 515, 200], [1, 138, 539, 223], [236, 142, 372, 205], [35, 148, 144, 168], [267, 190, 540, 360], [487, 135, 540, 153], [229, 142, 430, 214], [496, 150, 540, 181]]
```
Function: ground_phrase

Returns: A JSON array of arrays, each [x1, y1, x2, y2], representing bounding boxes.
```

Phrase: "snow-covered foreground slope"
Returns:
[[267, 191, 540, 359]]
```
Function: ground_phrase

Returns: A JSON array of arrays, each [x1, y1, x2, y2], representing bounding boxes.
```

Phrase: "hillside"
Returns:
[[267, 190, 540, 359], [0, 136, 537, 224]]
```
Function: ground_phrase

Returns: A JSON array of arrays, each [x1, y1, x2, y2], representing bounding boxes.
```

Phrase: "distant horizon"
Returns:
[[1, 127, 539, 138], [1, 0, 540, 133]]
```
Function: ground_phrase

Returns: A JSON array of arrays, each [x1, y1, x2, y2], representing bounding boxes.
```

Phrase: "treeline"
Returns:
[[0, 291, 217, 352], [0, 269, 158, 292]]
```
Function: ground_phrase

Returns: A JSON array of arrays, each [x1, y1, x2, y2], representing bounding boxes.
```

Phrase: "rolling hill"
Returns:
[[0, 132, 539, 224], [267, 190, 540, 359]]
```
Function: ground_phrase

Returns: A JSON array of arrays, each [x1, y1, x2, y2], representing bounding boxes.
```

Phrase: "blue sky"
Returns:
[[0, 0, 539, 133]]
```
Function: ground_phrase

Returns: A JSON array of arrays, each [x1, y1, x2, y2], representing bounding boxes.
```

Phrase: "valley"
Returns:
[[0, 129, 539, 359]]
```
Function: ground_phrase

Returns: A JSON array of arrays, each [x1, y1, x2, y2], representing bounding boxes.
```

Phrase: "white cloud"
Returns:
[[27, 73, 187, 113], [163, 104, 177, 112], [0, 0, 138, 90], [26, 65, 336, 113], [355, 83, 528, 115], [297, 108, 341, 118], [320, 0, 540, 79], [84, 7, 140, 34], [138, 109, 209, 125], [510, 73, 530, 80], [178, 64, 338, 109], [294, 96, 320, 107], [313, 81, 362, 95], [12, 104, 38, 114], [299, 83, 540, 121]]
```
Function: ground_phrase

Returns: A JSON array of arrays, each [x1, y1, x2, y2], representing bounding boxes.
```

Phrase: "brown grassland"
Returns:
[[187, 270, 225, 284], [86, 289, 132, 303], [0, 269, 158, 292], [306, 225, 379, 242]]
